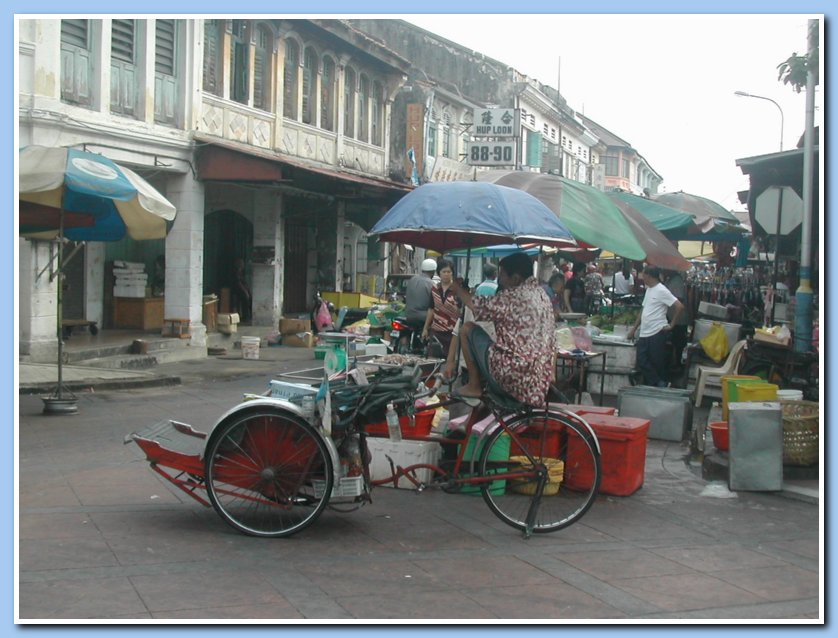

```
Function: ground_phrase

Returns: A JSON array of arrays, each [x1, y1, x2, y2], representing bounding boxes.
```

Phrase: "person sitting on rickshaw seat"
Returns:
[[449, 252, 556, 408]]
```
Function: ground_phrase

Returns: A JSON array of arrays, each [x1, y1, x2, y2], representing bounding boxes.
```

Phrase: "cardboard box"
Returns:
[[280, 317, 312, 334], [282, 331, 314, 348], [217, 323, 238, 335], [217, 313, 240, 326]]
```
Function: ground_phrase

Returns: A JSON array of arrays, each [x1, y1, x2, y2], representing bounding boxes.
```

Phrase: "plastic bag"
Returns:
[[556, 327, 576, 350], [699, 322, 730, 363], [570, 326, 592, 351], [314, 301, 334, 332]]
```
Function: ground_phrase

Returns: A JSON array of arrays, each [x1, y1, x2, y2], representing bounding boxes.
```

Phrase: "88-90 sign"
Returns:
[[467, 141, 516, 166]]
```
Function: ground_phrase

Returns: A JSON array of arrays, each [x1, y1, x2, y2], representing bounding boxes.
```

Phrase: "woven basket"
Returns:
[[780, 400, 819, 466], [508, 456, 564, 496]]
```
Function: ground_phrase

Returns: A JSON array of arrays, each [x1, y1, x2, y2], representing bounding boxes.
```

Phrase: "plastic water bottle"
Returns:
[[385, 403, 402, 442]]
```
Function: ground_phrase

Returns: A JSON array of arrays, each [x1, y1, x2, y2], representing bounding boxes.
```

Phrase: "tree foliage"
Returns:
[[777, 21, 819, 93]]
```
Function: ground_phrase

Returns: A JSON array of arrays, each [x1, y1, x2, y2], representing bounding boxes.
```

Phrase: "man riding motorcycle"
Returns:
[[390, 258, 436, 354]]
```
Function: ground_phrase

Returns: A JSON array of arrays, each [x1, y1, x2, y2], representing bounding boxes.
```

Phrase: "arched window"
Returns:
[[253, 23, 273, 112], [427, 108, 437, 157], [343, 66, 355, 138], [371, 80, 384, 146], [357, 73, 369, 142], [442, 111, 451, 158], [321, 56, 336, 132], [283, 38, 299, 119], [302, 46, 318, 125]]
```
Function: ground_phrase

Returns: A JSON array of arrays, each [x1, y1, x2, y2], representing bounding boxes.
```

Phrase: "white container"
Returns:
[[241, 336, 261, 359], [698, 301, 728, 320], [365, 343, 388, 356], [366, 439, 442, 489], [777, 389, 803, 401], [692, 319, 742, 347]]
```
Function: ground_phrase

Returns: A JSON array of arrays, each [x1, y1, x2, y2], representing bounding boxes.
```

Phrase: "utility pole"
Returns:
[[794, 19, 818, 353]]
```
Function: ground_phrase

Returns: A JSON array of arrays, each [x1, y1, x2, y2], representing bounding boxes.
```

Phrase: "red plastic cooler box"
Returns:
[[566, 414, 650, 496]]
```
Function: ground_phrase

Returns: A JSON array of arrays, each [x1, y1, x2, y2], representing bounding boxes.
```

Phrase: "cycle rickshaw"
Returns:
[[127, 357, 601, 539]]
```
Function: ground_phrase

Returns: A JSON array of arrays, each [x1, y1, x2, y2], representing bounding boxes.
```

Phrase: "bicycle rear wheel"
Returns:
[[478, 410, 600, 534], [204, 409, 333, 538]]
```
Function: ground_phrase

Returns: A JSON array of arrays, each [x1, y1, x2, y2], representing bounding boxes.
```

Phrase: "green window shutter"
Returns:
[[61, 19, 89, 48], [112, 19, 136, 63], [203, 21, 219, 95], [155, 20, 176, 75], [527, 130, 542, 167]]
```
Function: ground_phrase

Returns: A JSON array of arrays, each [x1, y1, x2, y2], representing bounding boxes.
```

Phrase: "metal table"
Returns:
[[555, 350, 607, 406]]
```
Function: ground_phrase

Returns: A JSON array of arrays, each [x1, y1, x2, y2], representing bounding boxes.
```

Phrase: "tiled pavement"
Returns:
[[16, 353, 823, 623]]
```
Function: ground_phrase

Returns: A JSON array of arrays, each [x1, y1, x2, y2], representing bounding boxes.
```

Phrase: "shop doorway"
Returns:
[[204, 209, 253, 319], [284, 221, 308, 313]]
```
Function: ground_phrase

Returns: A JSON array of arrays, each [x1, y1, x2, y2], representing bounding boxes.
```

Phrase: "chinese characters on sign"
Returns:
[[475, 108, 516, 136]]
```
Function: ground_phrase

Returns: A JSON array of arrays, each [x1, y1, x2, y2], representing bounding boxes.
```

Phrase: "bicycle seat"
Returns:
[[480, 386, 532, 414]]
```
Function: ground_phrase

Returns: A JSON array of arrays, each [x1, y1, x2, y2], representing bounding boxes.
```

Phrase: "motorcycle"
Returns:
[[388, 317, 426, 355]]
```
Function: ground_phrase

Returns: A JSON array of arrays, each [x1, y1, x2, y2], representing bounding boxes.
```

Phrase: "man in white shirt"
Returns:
[[613, 264, 635, 296], [627, 266, 684, 388]]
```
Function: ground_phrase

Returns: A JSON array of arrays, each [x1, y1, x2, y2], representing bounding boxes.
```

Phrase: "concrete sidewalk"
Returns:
[[17, 345, 319, 395], [16, 366, 821, 622]]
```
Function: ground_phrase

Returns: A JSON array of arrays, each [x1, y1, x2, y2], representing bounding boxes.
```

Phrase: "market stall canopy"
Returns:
[[476, 171, 691, 270], [652, 190, 740, 225], [19, 145, 177, 241], [369, 181, 577, 252], [607, 190, 696, 234]]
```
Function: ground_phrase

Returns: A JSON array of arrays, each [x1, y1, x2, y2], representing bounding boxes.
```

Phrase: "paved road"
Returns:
[[17, 362, 821, 623]]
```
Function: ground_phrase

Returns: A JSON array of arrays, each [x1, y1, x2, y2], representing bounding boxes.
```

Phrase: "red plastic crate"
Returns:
[[365, 410, 435, 438], [509, 422, 561, 457], [566, 414, 650, 496]]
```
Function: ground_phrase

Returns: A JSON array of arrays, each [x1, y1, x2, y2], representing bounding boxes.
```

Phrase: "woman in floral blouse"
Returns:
[[449, 252, 557, 408]]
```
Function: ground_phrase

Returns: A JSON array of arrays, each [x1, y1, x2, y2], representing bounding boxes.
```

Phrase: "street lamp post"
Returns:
[[734, 91, 788, 330], [734, 90, 785, 151]]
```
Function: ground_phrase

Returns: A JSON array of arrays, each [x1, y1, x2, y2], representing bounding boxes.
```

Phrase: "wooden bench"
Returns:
[[162, 318, 191, 339], [61, 319, 98, 339]]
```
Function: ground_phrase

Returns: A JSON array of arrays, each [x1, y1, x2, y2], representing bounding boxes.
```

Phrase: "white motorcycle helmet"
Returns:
[[421, 258, 438, 273]]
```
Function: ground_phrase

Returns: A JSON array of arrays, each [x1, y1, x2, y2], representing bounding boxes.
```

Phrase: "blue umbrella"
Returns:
[[369, 181, 576, 252], [447, 243, 542, 258]]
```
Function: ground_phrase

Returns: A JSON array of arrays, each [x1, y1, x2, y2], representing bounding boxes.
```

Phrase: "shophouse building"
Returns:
[[18, 18, 410, 361]]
